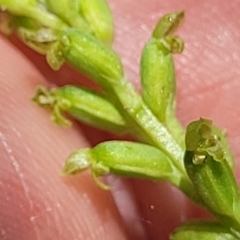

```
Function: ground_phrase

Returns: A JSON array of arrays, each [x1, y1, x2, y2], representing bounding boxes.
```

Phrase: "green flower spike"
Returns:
[[30, 11, 202, 204], [2, 3, 240, 239]]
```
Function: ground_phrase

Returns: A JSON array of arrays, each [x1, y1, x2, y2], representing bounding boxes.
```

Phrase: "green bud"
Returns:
[[0, 0, 67, 30], [170, 220, 239, 240], [140, 11, 185, 147], [140, 36, 185, 147], [184, 118, 240, 232], [0, 0, 36, 14], [63, 141, 174, 189], [45, 0, 90, 32], [80, 0, 113, 44], [32, 85, 127, 133], [60, 29, 123, 90], [141, 38, 179, 123], [0, 0, 37, 26], [45, 0, 80, 21], [153, 11, 184, 39]]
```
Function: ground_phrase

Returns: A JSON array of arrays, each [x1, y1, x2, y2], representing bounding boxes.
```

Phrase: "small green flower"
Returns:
[[32, 85, 127, 133], [184, 118, 240, 234], [63, 141, 175, 190]]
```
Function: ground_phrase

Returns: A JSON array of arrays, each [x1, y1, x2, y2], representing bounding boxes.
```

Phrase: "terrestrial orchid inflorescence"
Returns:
[[1, 0, 240, 239]]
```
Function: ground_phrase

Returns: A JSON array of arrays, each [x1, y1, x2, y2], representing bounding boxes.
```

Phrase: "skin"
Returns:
[[1, 0, 240, 239]]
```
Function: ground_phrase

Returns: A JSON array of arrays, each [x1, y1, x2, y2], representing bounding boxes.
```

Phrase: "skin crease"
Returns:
[[1, 0, 240, 239]]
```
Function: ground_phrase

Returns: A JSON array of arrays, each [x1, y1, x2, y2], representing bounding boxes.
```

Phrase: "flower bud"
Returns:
[[0, 0, 67, 30], [60, 29, 123, 89], [45, 0, 90, 33], [140, 36, 185, 146], [0, 0, 36, 15], [80, 0, 113, 44], [141, 38, 176, 123]]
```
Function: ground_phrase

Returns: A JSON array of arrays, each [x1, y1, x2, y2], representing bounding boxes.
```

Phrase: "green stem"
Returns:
[[100, 77, 201, 204]]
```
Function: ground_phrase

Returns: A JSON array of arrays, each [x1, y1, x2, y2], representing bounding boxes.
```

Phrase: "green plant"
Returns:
[[1, 0, 240, 239]]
